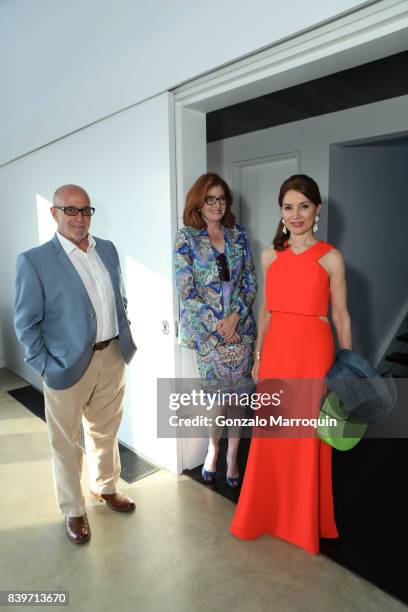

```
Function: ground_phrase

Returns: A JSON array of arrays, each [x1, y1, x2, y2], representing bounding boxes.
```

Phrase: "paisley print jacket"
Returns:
[[174, 224, 257, 355]]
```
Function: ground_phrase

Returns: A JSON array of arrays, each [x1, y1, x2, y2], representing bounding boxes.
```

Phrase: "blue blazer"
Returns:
[[14, 234, 137, 390]]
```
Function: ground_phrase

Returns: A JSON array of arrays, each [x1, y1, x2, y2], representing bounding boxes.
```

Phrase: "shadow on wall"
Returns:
[[328, 200, 375, 359], [0, 196, 53, 376], [0, 316, 5, 367], [0, 303, 29, 384]]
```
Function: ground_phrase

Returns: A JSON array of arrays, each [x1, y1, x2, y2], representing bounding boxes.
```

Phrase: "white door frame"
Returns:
[[172, 0, 408, 472]]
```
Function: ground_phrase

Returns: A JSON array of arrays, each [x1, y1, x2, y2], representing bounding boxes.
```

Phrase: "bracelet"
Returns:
[[254, 351, 262, 361]]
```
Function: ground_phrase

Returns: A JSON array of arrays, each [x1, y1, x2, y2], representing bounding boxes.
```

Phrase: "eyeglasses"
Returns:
[[216, 253, 230, 282], [205, 195, 227, 206], [53, 206, 95, 216]]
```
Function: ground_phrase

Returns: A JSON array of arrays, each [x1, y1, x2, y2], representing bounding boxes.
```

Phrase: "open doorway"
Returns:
[[173, 2, 408, 601], [174, 0, 408, 469], [207, 102, 408, 367]]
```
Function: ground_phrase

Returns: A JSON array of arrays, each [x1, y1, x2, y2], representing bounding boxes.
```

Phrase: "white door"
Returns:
[[215, 152, 300, 318]]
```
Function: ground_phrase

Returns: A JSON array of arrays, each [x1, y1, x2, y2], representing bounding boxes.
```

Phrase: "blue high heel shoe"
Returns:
[[226, 474, 241, 488], [226, 462, 241, 488], [201, 467, 216, 484]]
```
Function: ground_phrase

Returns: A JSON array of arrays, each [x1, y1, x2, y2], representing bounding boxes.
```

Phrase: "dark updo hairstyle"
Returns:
[[273, 174, 322, 251], [183, 172, 236, 229]]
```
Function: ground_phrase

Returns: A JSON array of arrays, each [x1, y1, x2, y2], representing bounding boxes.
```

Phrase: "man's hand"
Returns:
[[216, 312, 239, 341]]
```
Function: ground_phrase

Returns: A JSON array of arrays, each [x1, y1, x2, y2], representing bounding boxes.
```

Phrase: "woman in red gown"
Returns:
[[231, 174, 352, 555]]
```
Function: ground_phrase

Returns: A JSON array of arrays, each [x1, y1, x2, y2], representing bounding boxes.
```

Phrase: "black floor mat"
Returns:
[[185, 436, 408, 605], [7, 385, 159, 484], [8, 385, 46, 420], [184, 436, 251, 504]]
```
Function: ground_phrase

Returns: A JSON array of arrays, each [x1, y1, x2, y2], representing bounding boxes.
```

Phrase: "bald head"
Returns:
[[53, 184, 90, 207], [51, 184, 93, 251]]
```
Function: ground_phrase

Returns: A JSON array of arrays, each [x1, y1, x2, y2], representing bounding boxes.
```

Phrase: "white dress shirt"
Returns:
[[57, 232, 119, 342]]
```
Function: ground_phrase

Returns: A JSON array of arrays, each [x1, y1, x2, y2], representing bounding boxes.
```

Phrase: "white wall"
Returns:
[[0, 0, 371, 164], [0, 324, 4, 368], [207, 94, 408, 363], [0, 92, 179, 471]]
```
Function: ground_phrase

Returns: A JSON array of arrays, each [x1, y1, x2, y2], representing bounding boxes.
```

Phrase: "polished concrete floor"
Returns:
[[0, 368, 406, 612]]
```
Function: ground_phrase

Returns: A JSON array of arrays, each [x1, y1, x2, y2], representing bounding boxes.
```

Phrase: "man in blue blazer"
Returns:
[[14, 184, 137, 544]]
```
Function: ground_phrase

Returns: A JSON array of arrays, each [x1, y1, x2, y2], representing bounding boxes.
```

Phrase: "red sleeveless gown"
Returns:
[[231, 240, 339, 554]]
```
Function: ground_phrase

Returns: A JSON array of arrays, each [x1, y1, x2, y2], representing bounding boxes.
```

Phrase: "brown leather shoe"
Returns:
[[91, 491, 136, 513], [65, 514, 91, 544]]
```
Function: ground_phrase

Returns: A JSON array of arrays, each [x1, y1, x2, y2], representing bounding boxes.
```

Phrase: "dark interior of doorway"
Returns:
[[184, 437, 408, 605]]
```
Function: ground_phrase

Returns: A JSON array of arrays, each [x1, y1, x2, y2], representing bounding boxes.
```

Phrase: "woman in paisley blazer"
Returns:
[[174, 172, 257, 487]]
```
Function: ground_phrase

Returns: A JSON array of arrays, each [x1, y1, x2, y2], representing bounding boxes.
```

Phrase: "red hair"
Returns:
[[183, 172, 236, 229]]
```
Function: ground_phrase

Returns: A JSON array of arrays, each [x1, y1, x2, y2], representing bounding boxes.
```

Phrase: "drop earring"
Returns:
[[282, 219, 287, 235], [313, 215, 319, 233]]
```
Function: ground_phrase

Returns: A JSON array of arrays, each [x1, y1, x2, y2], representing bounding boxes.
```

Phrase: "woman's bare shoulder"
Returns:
[[319, 247, 345, 277], [322, 247, 344, 268]]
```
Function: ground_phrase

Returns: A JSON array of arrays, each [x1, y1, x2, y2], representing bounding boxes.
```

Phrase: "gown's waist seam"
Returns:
[[269, 310, 328, 317]]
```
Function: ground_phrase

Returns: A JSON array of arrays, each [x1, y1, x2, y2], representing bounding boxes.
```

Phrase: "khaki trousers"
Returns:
[[43, 339, 125, 517]]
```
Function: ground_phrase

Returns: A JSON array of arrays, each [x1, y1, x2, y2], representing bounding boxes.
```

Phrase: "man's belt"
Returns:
[[93, 336, 119, 351]]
